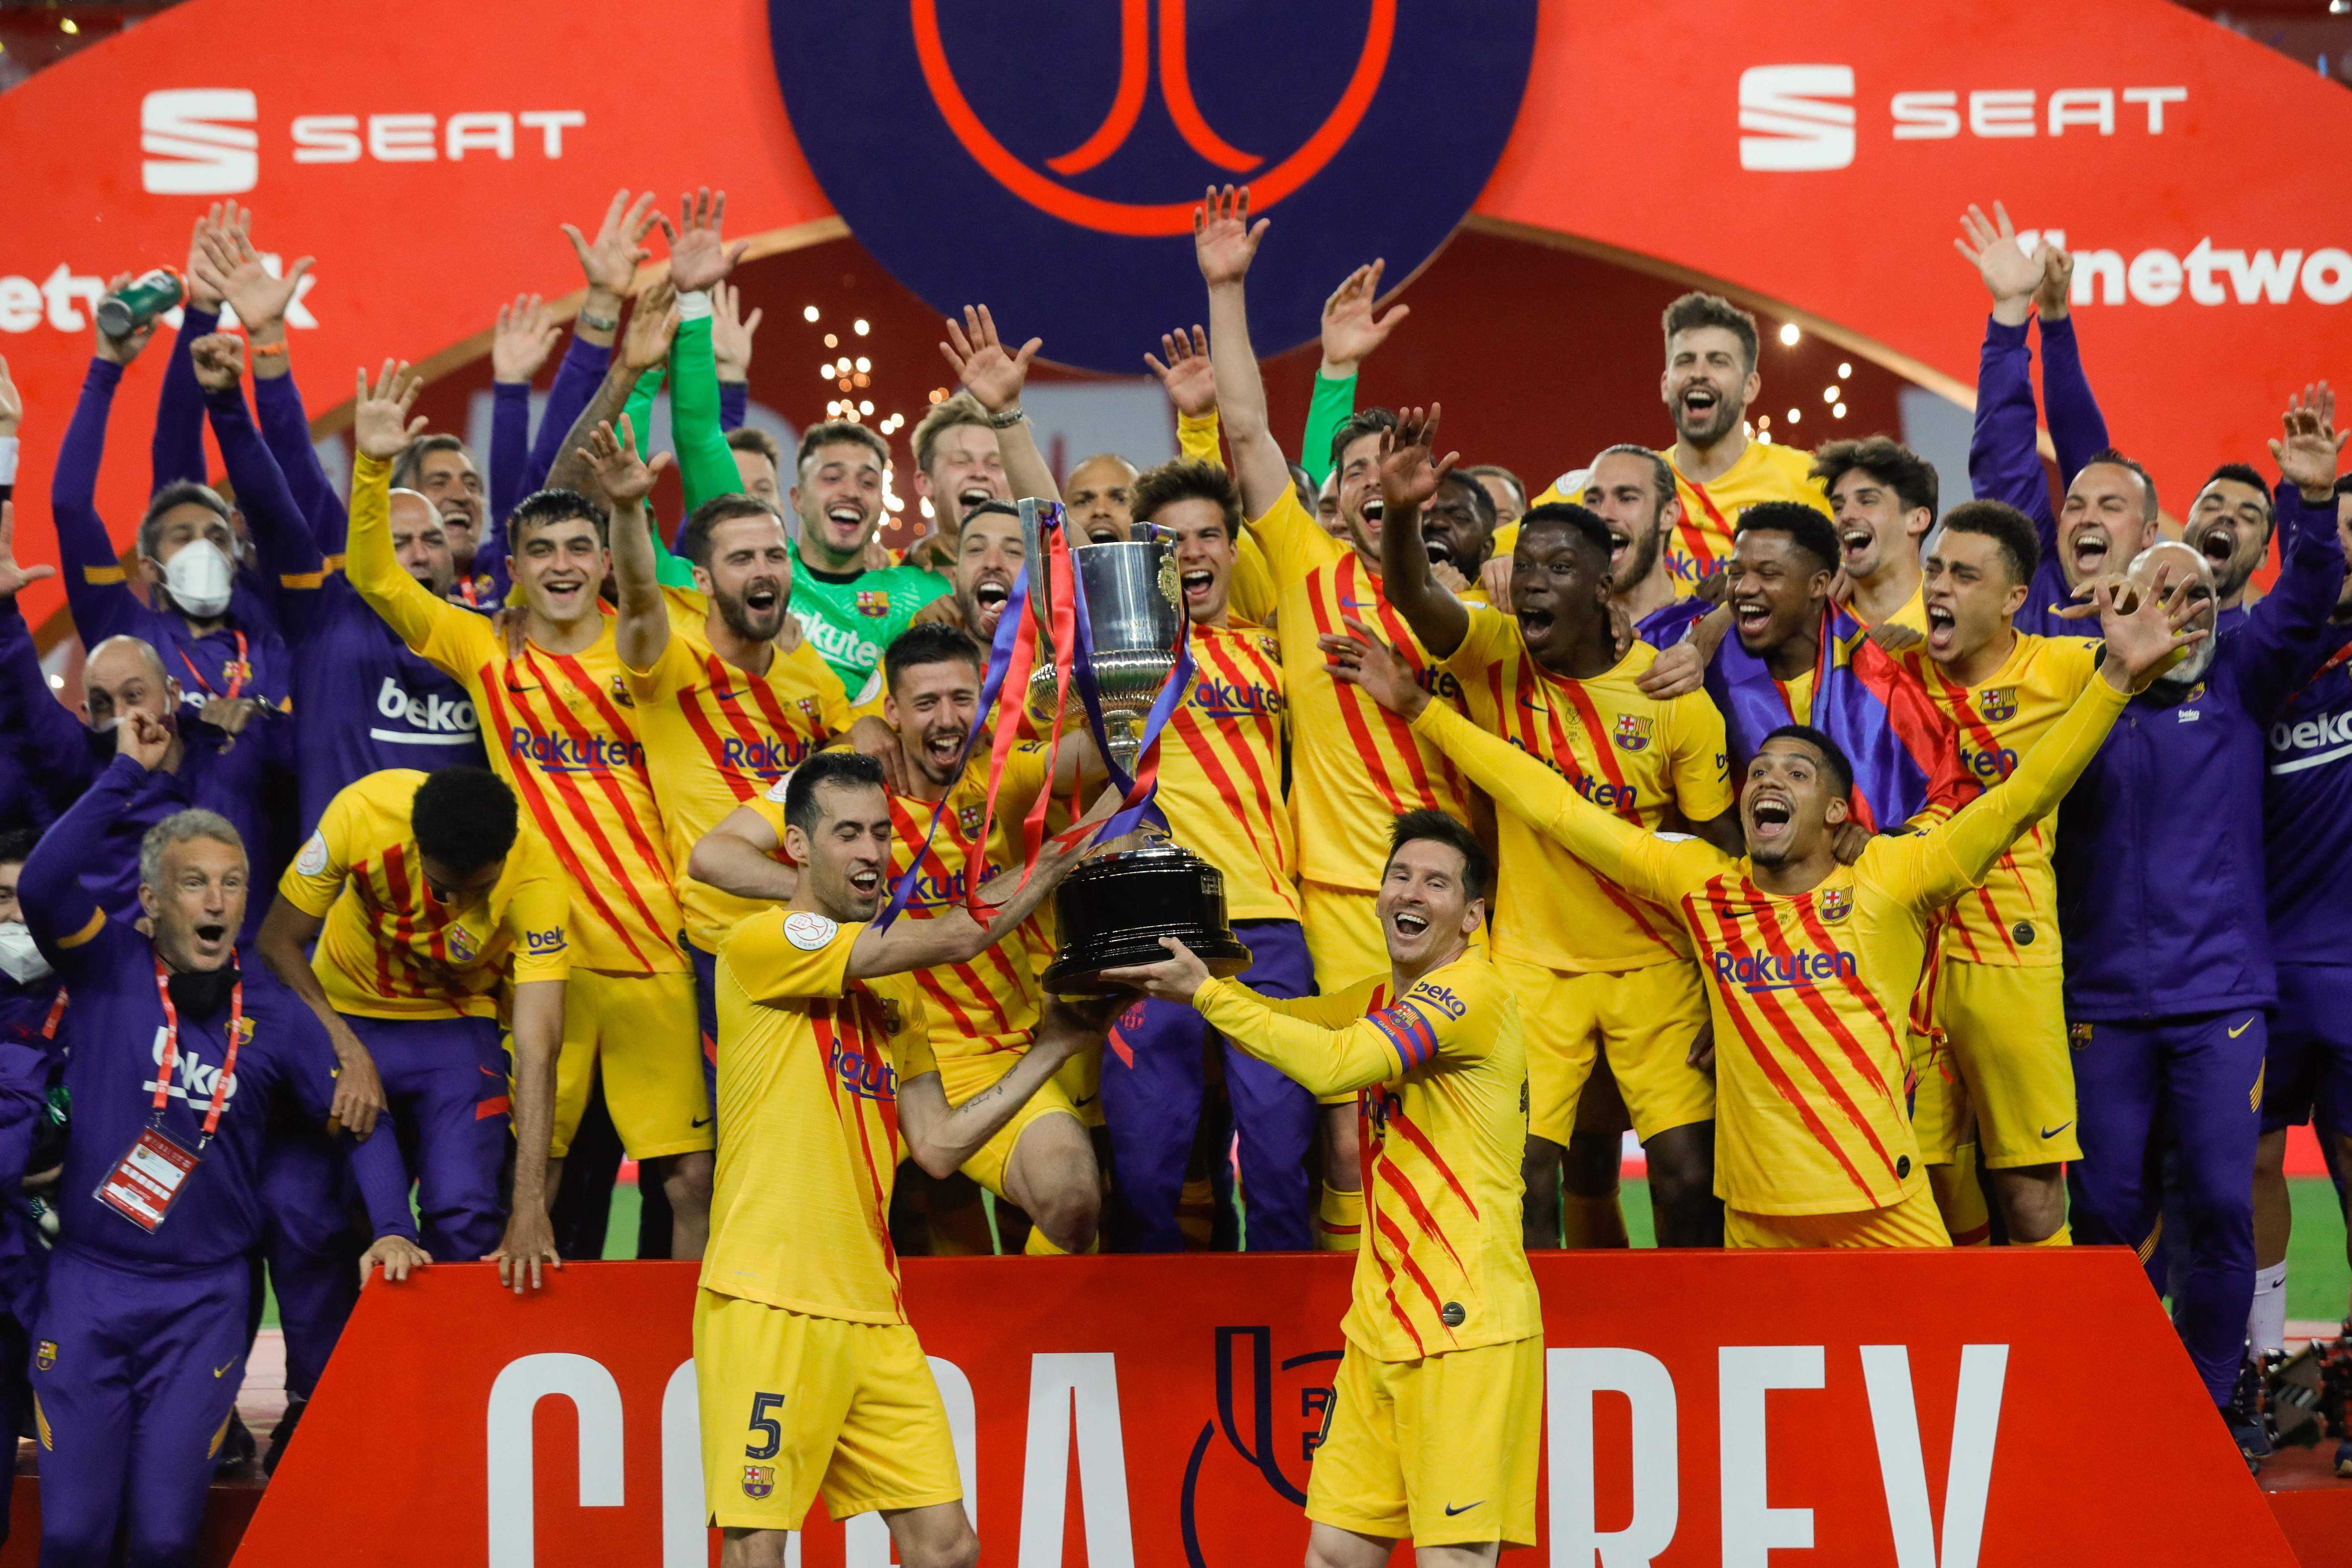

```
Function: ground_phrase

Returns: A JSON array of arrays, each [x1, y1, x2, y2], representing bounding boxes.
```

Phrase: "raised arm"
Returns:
[[940, 304, 1055, 502], [1957, 202, 2058, 536], [1304, 260, 1403, 485], [193, 337, 325, 590], [1146, 325, 1224, 466], [688, 802, 799, 903], [0, 512, 92, 815], [20, 736, 162, 956], [545, 285, 676, 498], [51, 304, 155, 640], [1373, 405, 1471, 658], [712, 281, 759, 431], [152, 207, 233, 490], [487, 293, 563, 522], [343, 363, 469, 658], [2031, 245, 2110, 485], [579, 416, 676, 674], [2237, 385, 2352, 711], [1197, 186, 1292, 519], [662, 189, 753, 515]]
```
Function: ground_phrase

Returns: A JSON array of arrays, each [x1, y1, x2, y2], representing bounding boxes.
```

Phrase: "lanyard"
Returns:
[[2295, 634, 2352, 699], [151, 959, 241, 1147], [179, 631, 250, 701]]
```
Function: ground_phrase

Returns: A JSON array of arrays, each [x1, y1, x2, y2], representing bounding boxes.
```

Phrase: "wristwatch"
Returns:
[[578, 308, 619, 333]]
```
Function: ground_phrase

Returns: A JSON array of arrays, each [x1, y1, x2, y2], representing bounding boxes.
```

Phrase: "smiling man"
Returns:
[[906, 392, 1014, 573], [1368, 407, 1739, 1252], [1813, 436, 1936, 633], [1331, 564, 2197, 1253], [1103, 811, 1540, 1568], [2184, 462, 2275, 634], [787, 421, 949, 704]]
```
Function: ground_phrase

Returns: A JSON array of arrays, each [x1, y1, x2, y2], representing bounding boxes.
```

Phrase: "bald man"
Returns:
[[2054, 393, 2346, 1467], [1066, 453, 1139, 543]]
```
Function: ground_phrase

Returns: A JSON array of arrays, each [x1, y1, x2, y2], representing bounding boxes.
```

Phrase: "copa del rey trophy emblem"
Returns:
[[1017, 499, 1252, 995]]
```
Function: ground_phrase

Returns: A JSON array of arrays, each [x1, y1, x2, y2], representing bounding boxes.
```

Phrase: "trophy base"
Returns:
[[1041, 842, 1253, 997]]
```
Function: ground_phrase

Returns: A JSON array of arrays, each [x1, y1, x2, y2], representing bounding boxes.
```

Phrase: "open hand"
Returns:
[[1194, 184, 1268, 288], [183, 201, 245, 311], [491, 293, 563, 384], [1098, 936, 1212, 1005], [192, 217, 310, 334], [1320, 259, 1409, 371], [1144, 325, 1216, 419], [361, 1234, 431, 1286], [939, 304, 1038, 416], [484, 1206, 564, 1295], [188, 333, 243, 393], [577, 415, 674, 506], [562, 189, 664, 300], [2271, 381, 2346, 500], [1322, 616, 1427, 720], [0, 502, 55, 600], [2094, 573, 2210, 691], [668, 187, 749, 293], [712, 281, 762, 382], [1377, 404, 1456, 518], [1953, 201, 2041, 306], [620, 279, 680, 374], [352, 360, 427, 460]]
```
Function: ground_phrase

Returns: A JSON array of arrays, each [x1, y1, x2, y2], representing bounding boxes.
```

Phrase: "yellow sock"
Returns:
[[1318, 1184, 1363, 1251], [1929, 1145, 1992, 1246], [1561, 1193, 1629, 1250], [2022, 1222, 2072, 1246], [1021, 1223, 1099, 1256]]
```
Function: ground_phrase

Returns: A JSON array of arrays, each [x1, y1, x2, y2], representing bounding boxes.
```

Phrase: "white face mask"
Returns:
[[0, 922, 52, 986], [162, 539, 235, 619]]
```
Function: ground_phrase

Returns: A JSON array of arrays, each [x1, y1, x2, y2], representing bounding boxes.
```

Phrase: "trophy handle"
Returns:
[[1018, 498, 1055, 649]]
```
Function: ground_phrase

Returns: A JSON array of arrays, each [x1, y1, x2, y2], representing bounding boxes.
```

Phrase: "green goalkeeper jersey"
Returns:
[[791, 559, 950, 704]]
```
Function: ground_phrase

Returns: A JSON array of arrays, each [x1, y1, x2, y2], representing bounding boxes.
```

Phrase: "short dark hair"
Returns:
[[1935, 499, 2040, 586], [507, 488, 609, 549], [1330, 408, 1400, 475], [798, 420, 891, 477], [1663, 292, 1760, 373], [390, 433, 476, 493], [1387, 809, 1491, 905], [1130, 456, 1243, 540], [2199, 462, 2276, 536], [884, 622, 983, 696], [678, 495, 785, 570], [1735, 501, 1841, 576], [138, 480, 233, 560], [1812, 436, 1939, 518], [959, 499, 1020, 530], [1590, 444, 1678, 515], [410, 768, 518, 875], [1758, 723, 1853, 799], [0, 828, 39, 867], [782, 750, 886, 836], [1515, 501, 1614, 567], [2081, 447, 2159, 523], [1462, 464, 1526, 512], [727, 426, 784, 471], [1434, 469, 1497, 532]]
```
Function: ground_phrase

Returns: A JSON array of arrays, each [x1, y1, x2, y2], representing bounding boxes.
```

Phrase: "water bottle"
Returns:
[[95, 266, 187, 337]]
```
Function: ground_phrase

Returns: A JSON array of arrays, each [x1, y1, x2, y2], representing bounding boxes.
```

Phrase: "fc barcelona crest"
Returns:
[[1612, 714, 1654, 752], [447, 923, 479, 963], [1816, 886, 1851, 923], [34, 1341, 54, 1371], [742, 1464, 775, 1499], [957, 803, 986, 836], [856, 590, 893, 619], [222, 658, 254, 690], [1978, 687, 2017, 723]]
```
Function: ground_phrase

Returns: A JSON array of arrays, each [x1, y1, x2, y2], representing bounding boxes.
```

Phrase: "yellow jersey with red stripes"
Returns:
[[702, 909, 935, 1324], [1161, 619, 1298, 921], [1532, 438, 1830, 590], [278, 769, 572, 1020], [1446, 612, 1732, 972], [627, 630, 850, 952], [1246, 489, 1470, 892], [1194, 955, 1537, 1360], [1408, 674, 2130, 1214], [345, 454, 685, 975], [1899, 634, 2100, 968], [749, 745, 1057, 1058]]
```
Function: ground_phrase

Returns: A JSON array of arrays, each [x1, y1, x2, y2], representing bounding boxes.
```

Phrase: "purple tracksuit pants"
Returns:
[[2067, 1008, 2264, 1406], [1102, 919, 1317, 1252], [33, 1246, 247, 1568]]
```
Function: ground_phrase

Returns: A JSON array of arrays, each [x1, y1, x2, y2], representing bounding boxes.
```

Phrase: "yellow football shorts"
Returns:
[[1907, 1022, 1967, 1167], [1495, 955, 1713, 1145], [1724, 1185, 1952, 1250], [1307, 1335, 1542, 1548], [1935, 960, 2080, 1167], [1052, 1036, 1104, 1130], [933, 1038, 1082, 1199], [693, 1291, 962, 1531], [549, 969, 710, 1161]]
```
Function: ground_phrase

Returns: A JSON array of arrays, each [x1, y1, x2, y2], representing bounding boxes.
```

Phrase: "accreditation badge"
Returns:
[[95, 1124, 202, 1234]]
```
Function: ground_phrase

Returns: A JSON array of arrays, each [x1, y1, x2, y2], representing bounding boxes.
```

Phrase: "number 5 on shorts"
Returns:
[[746, 1391, 785, 1459]]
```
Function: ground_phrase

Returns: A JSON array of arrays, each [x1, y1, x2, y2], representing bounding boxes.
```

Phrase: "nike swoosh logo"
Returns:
[[1516, 692, 1548, 712], [709, 687, 744, 701], [1072, 1093, 1098, 1108], [1443, 1501, 1482, 1517], [2228, 1018, 2255, 1038], [1338, 597, 1379, 609], [213, 1361, 233, 1378], [692, 1115, 714, 1129], [2040, 1121, 2072, 1139]]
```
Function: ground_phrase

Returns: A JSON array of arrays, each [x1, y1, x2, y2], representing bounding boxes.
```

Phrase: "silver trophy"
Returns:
[[1016, 499, 1251, 994]]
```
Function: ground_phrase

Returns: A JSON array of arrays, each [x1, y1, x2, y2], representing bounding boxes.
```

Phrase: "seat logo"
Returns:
[[769, 1, 1535, 373], [1738, 65, 1855, 172], [141, 89, 258, 195]]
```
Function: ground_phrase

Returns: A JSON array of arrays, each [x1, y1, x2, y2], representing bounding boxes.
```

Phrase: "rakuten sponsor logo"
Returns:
[[2028, 228, 2352, 309]]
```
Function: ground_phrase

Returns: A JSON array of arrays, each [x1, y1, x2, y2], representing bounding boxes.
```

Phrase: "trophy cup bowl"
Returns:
[[1018, 501, 1253, 996]]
